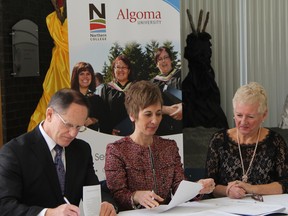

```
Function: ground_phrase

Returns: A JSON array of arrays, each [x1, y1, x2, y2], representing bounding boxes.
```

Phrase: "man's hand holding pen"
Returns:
[[44, 197, 116, 216], [45, 204, 80, 216], [132, 190, 164, 209]]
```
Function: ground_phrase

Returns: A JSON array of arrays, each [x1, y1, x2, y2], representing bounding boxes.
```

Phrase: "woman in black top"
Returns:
[[206, 82, 288, 198], [101, 55, 135, 136], [71, 61, 109, 132], [151, 46, 182, 135]]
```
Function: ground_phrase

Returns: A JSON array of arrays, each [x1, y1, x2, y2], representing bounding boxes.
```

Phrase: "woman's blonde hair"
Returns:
[[232, 82, 268, 114]]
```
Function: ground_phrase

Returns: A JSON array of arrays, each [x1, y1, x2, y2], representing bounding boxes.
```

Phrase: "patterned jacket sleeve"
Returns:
[[170, 140, 185, 194], [105, 143, 134, 210]]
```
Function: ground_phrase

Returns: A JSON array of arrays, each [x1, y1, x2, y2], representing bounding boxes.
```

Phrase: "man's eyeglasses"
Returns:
[[55, 111, 86, 132]]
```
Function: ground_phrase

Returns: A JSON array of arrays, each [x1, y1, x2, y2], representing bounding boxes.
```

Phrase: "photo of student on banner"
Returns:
[[151, 46, 183, 135], [71, 62, 110, 133], [94, 72, 105, 96], [101, 55, 135, 136]]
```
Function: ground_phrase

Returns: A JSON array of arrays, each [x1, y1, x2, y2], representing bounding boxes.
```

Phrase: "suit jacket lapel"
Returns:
[[65, 143, 78, 193], [28, 126, 64, 201]]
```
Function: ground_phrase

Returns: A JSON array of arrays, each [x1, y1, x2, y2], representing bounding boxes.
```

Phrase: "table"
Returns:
[[118, 194, 288, 215]]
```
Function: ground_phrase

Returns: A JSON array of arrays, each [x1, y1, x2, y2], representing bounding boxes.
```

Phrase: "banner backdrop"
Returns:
[[67, 0, 182, 180]]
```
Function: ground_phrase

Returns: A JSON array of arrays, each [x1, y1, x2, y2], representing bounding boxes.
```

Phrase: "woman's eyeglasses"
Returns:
[[115, 66, 128, 70], [158, 55, 170, 62]]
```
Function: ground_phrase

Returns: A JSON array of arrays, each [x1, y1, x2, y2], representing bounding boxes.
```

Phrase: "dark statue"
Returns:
[[182, 9, 228, 129]]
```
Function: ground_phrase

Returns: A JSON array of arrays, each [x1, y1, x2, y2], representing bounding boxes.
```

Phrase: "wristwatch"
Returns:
[[130, 193, 141, 209]]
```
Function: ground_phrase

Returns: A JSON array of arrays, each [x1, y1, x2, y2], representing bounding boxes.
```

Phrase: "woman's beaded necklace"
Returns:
[[237, 127, 261, 183]]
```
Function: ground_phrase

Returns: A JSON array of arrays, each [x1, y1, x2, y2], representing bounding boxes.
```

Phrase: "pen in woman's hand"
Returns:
[[64, 196, 71, 204]]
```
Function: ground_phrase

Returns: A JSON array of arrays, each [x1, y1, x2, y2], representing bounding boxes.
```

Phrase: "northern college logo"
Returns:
[[89, 3, 163, 41], [89, 4, 106, 33], [89, 3, 107, 41]]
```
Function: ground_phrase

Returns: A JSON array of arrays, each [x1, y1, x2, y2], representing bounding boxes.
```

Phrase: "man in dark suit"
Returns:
[[0, 89, 117, 216]]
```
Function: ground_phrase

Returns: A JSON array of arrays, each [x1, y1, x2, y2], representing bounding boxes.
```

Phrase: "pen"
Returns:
[[151, 190, 155, 200], [63, 196, 71, 204]]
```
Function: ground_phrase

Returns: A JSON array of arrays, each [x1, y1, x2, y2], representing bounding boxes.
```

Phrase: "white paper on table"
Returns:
[[149, 180, 202, 213], [218, 201, 286, 216], [118, 194, 288, 216], [200, 197, 286, 216], [83, 185, 101, 216]]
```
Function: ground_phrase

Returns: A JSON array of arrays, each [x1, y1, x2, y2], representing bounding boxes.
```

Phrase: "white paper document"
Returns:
[[118, 193, 287, 216], [83, 185, 101, 216], [219, 202, 285, 215], [148, 180, 202, 213], [190, 200, 285, 216], [200, 196, 286, 216]]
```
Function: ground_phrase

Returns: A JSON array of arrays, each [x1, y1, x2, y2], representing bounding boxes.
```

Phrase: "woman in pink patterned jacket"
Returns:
[[105, 80, 215, 211]]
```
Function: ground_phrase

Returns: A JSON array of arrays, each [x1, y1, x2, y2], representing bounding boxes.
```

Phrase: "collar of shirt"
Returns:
[[39, 121, 66, 168]]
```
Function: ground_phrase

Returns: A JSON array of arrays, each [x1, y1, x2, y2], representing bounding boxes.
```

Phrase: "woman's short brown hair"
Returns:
[[125, 80, 163, 119], [154, 46, 173, 64]]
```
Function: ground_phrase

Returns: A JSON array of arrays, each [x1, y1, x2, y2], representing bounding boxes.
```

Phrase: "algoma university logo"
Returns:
[[89, 3, 106, 33]]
